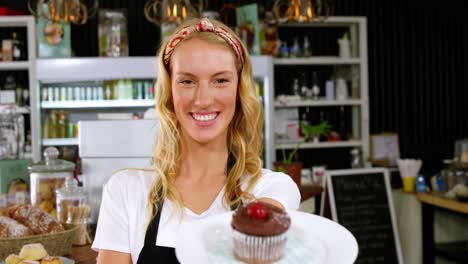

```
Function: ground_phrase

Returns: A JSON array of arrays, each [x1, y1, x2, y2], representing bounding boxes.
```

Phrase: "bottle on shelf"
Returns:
[[97, 85, 104, 100], [145, 81, 155, 99], [12, 32, 26, 61], [278, 41, 289, 58], [300, 72, 309, 98], [104, 83, 112, 100], [80, 87, 86, 101], [25, 130, 32, 154], [43, 115, 50, 139], [2, 39, 13, 61], [125, 79, 133, 99], [290, 37, 301, 58], [3, 72, 16, 90], [311, 72, 320, 100], [1, 73, 16, 104], [325, 80, 335, 101], [49, 111, 58, 138], [303, 36, 312, 57], [67, 87, 73, 101], [335, 77, 348, 100], [57, 111, 68, 138], [292, 78, 300, 96], [60, 87, 67, 101], [92, 86, 98, 100], [136, 81, 143, 100], [42, 87, 49, 102], [22, 85, 29, 107], [300, 107, 310, 138], [117, 79, 125, 100], [48, 87, 54, 102], [15, 81, 23, 107], [54, 87, 60, 101], [86, 87, 92, 101]]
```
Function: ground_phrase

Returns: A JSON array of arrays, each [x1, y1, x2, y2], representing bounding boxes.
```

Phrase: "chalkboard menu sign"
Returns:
[[327, 168, 403, 264]]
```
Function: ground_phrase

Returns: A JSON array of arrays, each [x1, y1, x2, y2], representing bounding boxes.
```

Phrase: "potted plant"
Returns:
[[274, 145, 302, 187], [301, 121, 332, 143]]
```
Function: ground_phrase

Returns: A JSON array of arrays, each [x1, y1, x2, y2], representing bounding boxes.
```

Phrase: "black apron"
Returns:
[[137, 156, 238, 263], [136, 201, 180, 264], [136, 199, 241, 263]]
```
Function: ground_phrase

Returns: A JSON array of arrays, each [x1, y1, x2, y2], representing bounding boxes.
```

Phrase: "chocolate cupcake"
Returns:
[[231, 201, 291, 264]]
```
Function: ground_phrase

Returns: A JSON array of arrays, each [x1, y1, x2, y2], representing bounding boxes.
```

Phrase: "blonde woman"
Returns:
[[92, 18, 300, 264]]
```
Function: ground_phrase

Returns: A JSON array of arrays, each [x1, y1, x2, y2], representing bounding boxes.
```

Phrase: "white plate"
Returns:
[[176, 211, 358, 264], [1, 256, 74, 264]]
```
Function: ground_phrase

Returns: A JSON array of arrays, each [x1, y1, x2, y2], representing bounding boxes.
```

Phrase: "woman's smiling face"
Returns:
[[170, 38, 238, 145]]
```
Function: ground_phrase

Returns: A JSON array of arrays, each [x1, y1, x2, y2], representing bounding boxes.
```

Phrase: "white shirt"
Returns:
[[92, 169, 301, 263]]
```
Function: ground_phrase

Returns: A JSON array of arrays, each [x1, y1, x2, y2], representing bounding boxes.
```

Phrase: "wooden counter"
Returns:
[[416, 192, 468, 264], [299, 184, 323, 202], [70, 245, 97, 264], [416, 192, 468, 214]]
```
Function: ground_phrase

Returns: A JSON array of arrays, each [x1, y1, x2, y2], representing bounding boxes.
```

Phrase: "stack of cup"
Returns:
[[397, 159, 423, 192]]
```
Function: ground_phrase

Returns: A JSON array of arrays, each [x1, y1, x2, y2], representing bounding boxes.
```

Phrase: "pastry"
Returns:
[[0, 207, 10, 217], [0, 216, 33, 238], [5, 254, 22, 264], [19, 261, 40, 264], [18, 243, 48, 261], [231, 201, 291, 264], [40, 256, 63, 264], [9, 205, 64, 235]]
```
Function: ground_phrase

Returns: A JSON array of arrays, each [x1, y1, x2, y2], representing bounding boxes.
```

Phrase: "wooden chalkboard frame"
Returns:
[[326, 168, 404, 264]]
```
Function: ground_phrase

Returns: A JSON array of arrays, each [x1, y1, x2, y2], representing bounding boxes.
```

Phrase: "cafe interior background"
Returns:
[[0, 0, 467, 263]]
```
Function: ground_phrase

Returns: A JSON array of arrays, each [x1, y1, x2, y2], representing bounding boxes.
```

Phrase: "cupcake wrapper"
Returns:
[[232, 228, 288, 263]]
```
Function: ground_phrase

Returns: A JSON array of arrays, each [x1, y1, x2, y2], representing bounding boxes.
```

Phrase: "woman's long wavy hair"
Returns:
[[148, 18, 263, 219]]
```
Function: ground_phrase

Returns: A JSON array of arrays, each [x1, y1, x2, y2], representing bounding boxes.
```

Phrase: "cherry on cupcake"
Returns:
[[247, 202, 269, 220]]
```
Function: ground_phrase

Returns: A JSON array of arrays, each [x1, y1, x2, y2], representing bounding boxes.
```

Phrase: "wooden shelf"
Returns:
[[0, 61, 31, 70], [276, 140, 363, 150], [417, 192, 468, 214], [42, 138, 78, 146], [274, 57, 361, 65]]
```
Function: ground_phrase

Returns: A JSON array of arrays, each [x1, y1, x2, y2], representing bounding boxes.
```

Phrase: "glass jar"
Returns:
[[56, 176, 85, 224], [28, 147, 75, 218], [98, 9, 129, 57], [0, 107, 25, 160]]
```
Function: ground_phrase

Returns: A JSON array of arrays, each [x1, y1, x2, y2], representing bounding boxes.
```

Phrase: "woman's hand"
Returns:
[[97, 250, 132, 264]]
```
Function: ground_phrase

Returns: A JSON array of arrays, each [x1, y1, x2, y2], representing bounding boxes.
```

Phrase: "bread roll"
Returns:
[[0, 207, 10, 217], [18, 243, 48, 261], [9, 205, 64, 235], [0, 216, 33, 238], [5, 254, 22, 264], [40, 256, 63, 264]]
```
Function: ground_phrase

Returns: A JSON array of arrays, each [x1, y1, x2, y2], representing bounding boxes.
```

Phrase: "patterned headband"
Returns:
[[163, 18, 244, 68]]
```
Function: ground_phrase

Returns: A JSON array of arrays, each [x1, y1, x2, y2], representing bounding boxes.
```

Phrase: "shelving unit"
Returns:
[[34, 56, 275, 168], [42, 138, 79, 146], [0, 16, 37, 161], [272, 17, 369, 168], [274, 57, 361, 65], [275, 99, 362, 107], [41, 99, 155, 109]]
